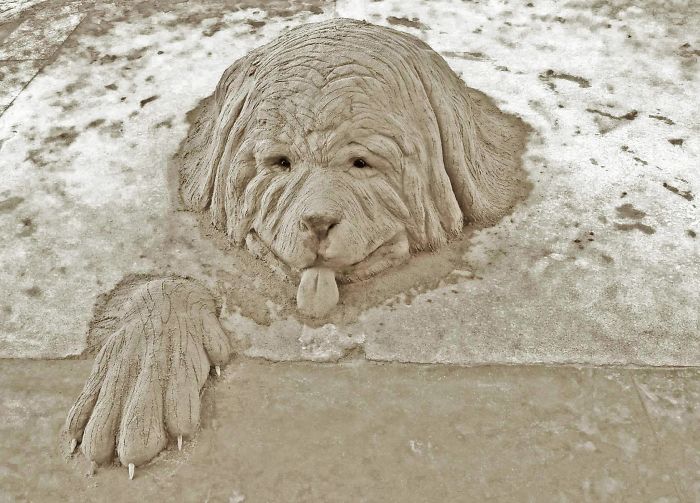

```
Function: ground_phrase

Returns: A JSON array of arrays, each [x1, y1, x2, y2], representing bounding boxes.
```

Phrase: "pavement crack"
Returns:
[[630, 374, 687, 503]]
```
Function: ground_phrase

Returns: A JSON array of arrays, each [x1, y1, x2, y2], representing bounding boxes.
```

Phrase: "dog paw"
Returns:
[[64, 278, 231, 478]]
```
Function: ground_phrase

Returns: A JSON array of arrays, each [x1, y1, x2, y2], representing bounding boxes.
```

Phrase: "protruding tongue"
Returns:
[[296, 267, 339, 318]]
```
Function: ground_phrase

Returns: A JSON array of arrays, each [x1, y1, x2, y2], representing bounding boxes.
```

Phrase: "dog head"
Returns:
[[181, 19, 526, 316]]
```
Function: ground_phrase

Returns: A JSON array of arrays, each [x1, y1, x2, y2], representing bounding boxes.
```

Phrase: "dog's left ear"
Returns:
[[180, 50, 260, 234], [409, 41, 529, 225]]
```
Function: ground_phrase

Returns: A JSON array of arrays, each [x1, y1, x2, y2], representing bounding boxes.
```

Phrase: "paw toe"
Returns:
[[117, 361, 168, 467], [65, 328, 126, 441], [80, 368, 125, 464], [164, 368, 201, 439], [200, 310, 232, 365]]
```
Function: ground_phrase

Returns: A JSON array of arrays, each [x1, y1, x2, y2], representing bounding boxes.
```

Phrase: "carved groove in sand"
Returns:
[[65, 19, 528, 476]]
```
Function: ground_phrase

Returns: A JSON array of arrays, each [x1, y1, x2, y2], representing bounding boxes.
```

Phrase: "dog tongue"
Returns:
[[296, 267, 339, 318]]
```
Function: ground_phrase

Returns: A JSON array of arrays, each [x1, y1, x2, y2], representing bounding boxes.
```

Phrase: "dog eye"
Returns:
[[353, 158, 368, 168], [276, 157, 291, 170]]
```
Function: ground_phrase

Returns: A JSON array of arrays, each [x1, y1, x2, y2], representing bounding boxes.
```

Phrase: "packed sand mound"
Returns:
[[178, 18, 529, 318]]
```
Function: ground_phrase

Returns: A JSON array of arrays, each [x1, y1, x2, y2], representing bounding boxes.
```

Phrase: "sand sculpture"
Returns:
[[64, 18, 527, 477]]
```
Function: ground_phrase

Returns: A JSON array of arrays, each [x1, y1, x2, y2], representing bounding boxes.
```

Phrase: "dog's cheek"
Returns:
[[322, 223, 369, 265], [270, 215, 315, 269], [232, 172, 266, 243], [356, 178, 412, 253]]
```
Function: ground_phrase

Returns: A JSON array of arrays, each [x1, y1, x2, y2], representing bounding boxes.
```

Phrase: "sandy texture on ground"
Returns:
[[0, 0, 698, 365]]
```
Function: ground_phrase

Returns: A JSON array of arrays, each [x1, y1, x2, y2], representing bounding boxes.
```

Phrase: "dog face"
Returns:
[[180, 19, 526, 316], [236, 73, 426, 284]]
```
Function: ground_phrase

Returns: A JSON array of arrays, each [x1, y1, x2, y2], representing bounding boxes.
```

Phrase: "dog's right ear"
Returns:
[[179, 50, 259, 232]]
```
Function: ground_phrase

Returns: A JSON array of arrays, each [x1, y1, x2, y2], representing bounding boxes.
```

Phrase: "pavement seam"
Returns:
[[0, 8, 87, 119], [0, 58, 48, 62]]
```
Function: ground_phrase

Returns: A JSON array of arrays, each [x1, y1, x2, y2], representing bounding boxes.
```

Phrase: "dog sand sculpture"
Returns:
[[64, 18, 528, 477]]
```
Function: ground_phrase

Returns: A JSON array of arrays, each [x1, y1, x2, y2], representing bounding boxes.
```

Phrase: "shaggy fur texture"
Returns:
[[181, 19, 526, 313]]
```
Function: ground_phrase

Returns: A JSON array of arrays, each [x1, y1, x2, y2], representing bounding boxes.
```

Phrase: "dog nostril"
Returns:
[[301, 214, 340, 238]]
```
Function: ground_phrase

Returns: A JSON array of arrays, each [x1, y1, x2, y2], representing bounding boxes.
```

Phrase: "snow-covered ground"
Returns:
[[0, 0, 698, 364]]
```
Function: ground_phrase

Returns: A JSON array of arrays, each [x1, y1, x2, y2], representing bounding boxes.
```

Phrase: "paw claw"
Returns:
[[215, 365, 221, 377], [128, 463, 135, 480], [177, 435, 183, 451], [70, 438, 77, 454]]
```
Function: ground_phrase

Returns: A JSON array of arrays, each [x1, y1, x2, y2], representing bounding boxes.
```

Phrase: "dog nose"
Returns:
[[300, 213, 340, 240]]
